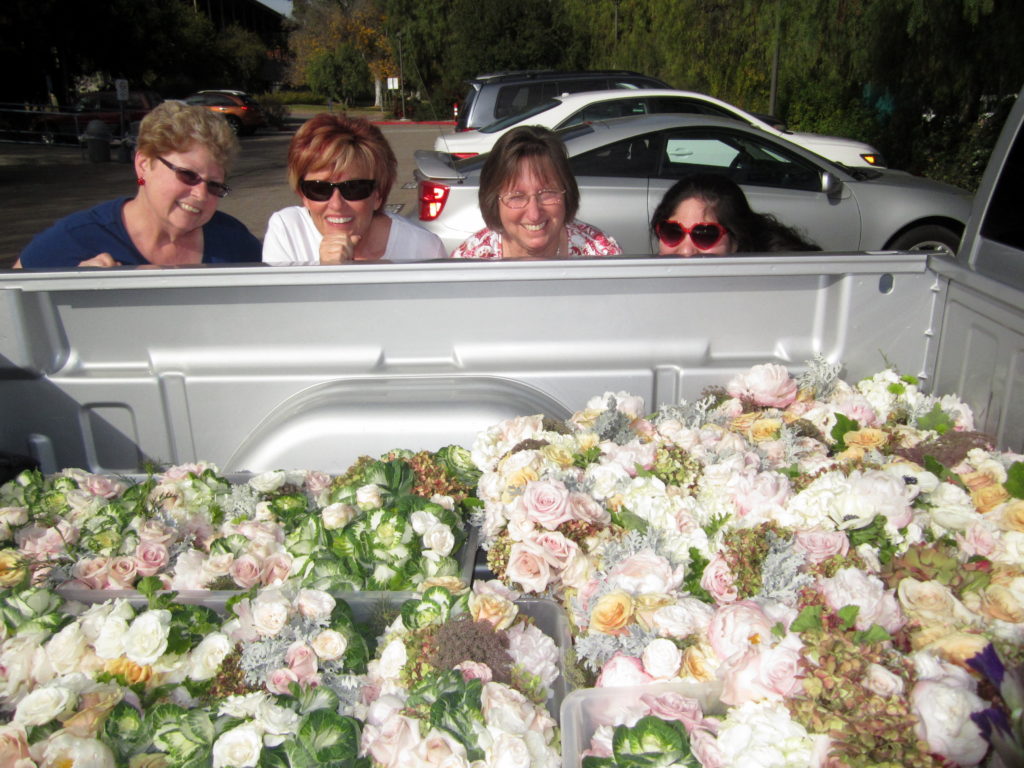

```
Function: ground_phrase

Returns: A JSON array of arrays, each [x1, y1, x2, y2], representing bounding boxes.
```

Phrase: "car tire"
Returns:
[[887, 224, 961, 256], [225, 115, 243, 135]]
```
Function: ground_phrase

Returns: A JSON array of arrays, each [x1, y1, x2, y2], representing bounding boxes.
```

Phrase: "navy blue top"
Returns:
[[19, 197, 262, 267]]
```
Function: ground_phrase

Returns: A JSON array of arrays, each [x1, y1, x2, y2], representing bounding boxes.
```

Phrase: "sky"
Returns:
[[258, 0, 292, 17]]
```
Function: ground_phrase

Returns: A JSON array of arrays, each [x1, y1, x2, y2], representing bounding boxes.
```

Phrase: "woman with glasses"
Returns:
[[451, 125, 621, 260], [16, 101, 260, 268], [262, 114, 446, 264], [652, 174, 818, 257]]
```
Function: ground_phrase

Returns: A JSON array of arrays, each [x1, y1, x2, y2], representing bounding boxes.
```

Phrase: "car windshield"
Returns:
[[479, 100, 560, 134]]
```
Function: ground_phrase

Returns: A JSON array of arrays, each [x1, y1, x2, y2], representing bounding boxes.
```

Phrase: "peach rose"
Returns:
[[844, 428, 887, 450], [972, 484, 1011, 514], [995, 499, 1024, 532], [0, 550, 28, 588], [469, 592, 518, 630], [589, 590, 635, 635], [978, 584, 1024, 623], [750, 418, 783, 443], [920, 631, 990, 668]]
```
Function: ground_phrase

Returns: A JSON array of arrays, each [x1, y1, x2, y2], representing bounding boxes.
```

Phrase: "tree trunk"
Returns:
[[373, 77, 383, 108]]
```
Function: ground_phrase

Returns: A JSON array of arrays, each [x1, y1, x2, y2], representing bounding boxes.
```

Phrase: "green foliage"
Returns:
[[307, 43, 372, 107]]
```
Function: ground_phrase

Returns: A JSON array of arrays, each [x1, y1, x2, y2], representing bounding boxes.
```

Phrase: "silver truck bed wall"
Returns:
[[2, 254, 966, 474]]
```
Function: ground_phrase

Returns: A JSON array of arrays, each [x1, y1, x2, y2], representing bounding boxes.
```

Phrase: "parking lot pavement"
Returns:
[[0, 117, 453, 268]]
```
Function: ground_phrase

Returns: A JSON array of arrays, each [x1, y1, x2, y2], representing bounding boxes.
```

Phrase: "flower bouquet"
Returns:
[[358, 581, 566, 768], [470, 358, 1024, 766]]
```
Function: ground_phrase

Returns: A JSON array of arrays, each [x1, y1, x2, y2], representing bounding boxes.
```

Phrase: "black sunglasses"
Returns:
[[156, 157, 230, 198], [299, 178, 377, 202]]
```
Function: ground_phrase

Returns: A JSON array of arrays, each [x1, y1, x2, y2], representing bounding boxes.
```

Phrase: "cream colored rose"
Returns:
[[189, 633, 232, 681], [14, 685, 75, 727], [469, 592, 519, 630], [356, 484, 384, 510], [729, 413, 759, 434], [897, 578, 975, 627], [417, 576, 468, 594], [321, 503, 357, 530], [311, 629, 348, 661], [836, 445, 866, 462], [540, 443, 575, 468], [749, 418, 783, 442], [844, 428, 887, 450], [972, 483, 1011, 514], [679, 644, 718, 682], [212, 724, 263, 768], [250, 592, 290, 637], [589, 590, 635, 635], [862, 663, 904, 697], [995, 499, 1024, 532], [45, 622, 88, 676], [978, 584, 1024, 623]]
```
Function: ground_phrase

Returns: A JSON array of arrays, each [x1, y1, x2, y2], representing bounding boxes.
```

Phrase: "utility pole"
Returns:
[[398, 34, 406, 120], [769, 3, 781, 116]]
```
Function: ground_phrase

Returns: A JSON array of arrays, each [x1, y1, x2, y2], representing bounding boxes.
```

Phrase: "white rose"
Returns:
[[642, 638, 682, 680], [124, 610, 172, 666], [378, 638, 407, 680], [430, 494, 456, 511], [481, 683, 536, 736], [422, 524, 456, 556], [651, 598, 715, 638], [862, 663, 904, 698], [250, 591, 291, 637], [295, 589, 335, 620], [45, 622, 88, 676], [218, 692, 270, 719], [486, 733, 532, 768], [212, 724, 263, 768], [322, 503, 357, 530], [254, 700, 301, 745], [925, 483, 978, 531], [356, 484, 384, 509], [93, 615, 130, 659], [911, 680, 988, 766], [189, 633, 232, 681], [14, 685, 75, 726], [249, 471, 287, 493], [311, 629, 348, 661], [410, 510, 442, 534]]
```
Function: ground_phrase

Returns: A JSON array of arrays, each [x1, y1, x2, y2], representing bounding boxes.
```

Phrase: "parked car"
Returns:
[[33, 90, 163, 143], [437, 89, 886, 169], [413, 114, 971, 255], [184, 90, 266, 135], [454, 70, 671, 132]]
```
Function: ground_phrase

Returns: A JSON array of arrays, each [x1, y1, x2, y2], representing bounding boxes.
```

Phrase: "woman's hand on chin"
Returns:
[[319, 233, 361, 264], [78, 253, 122, 268]]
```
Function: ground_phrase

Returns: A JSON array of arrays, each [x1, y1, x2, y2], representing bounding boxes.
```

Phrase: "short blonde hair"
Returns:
[[135, 101, 239, 172], [287, 114, 396, 207]]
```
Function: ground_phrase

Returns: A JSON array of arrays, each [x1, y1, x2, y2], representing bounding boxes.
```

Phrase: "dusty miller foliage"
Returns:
[[575, 624, 662, 674], [797, 355, 844, 399], [593, 396, 637, 445], [654, 395, 721, 430], [226, 483, 263, 519], [759, 531, 814, 606]]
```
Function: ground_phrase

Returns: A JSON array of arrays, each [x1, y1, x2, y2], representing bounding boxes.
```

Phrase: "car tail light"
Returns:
[[418, 181, 450, 221], [451, 152, 479, 160]]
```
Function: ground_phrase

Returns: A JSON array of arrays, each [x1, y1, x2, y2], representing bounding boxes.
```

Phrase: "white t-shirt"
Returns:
[[262, 206, 448, 264]]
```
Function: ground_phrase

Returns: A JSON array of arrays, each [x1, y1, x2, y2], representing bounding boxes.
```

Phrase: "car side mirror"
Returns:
[[821, 172, 843, 198]]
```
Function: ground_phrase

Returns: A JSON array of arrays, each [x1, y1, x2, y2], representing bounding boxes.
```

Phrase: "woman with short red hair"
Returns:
[[262, 113, 446, 264]]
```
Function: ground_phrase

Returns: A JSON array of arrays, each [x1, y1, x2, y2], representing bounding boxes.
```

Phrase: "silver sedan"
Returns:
[[411, 114, 973, 256]]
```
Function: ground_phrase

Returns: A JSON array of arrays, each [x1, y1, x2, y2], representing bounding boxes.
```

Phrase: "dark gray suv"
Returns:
[[454, 70, 670, 132]]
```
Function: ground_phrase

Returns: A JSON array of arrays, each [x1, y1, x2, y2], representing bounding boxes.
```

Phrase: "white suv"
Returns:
[[435, 88, 886, 169]]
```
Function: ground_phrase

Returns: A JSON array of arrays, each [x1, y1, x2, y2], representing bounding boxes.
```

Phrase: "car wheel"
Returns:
[[887, 224, 961, 256], [225, 115, 243, 135]]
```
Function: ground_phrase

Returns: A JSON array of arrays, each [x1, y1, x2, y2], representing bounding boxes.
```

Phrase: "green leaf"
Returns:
[[916, 402, 955, 435], [854, 624, 892, 645], [830, 412, 860, 452], [611, 506, 649, 532], [837, 605, 860, 631], [790, 605, 824, 633], [297, 711, 362, 761], [1005, 461, 1024, 499], [135, 576, 163, 599]]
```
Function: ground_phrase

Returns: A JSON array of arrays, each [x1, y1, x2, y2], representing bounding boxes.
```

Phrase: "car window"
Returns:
[[560, 98, 647, 128], [659, 130, 820, 191], [558, 78, 612, 95], [646, 97, 738, 121], [569, 134, 660, 178], [494, 83, 559, 120], [980, 124, 1024, 251], [481, 100, 559, 134]]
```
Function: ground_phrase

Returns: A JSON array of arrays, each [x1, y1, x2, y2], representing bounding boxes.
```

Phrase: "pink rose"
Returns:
[[793, 529, 849, 564], [135, 520, 175, 545], [266, 667, 299, 695], [0, 723, 32, 766], [455, 660, 493, 682], [595, 652, 655, 687], [830, 392, 881, 428], [17, 521, 78, 560], [82, 474, 126, 499], [706, 601, 775, 661], [567, 491, 611, 525], [699, 554, 738, 604], [229, 554, 263, 589], [817, 567, 905, 633], [690, 727, 725, 768], [726, 364, 798, 408], [958, 522, 997, 558], [519, 480, 572, 530], [260, 552, 293, 586], [505, 541, 552, 593], [720, 639, 804, 705], [363, 714, 423, 768], [305, 471, 332, 495], [640, 692, 707, 732], [160, 462, 212, 481], [286, 641, 319, 683], [607, 549, 682, 594], [134, 541, 169, 577], [532, 530, 578, 572], [71, 557, 110, 590], [729, 471, 792, 522], [106, 556, 139, 589]]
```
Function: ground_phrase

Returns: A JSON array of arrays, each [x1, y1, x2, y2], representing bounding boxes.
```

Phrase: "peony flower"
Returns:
[[595, 653, 654, 687], [911, 680, 988, 766], [817, 567, 905, 633], [727, 363, 798, 407], [40, 732, 116, 768], [606, 549, 683, 595], [706, 600, 776, 661], [719, 638, 804, 705]]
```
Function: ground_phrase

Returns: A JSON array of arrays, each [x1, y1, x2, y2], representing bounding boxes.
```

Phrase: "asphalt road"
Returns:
[[0, 115, 453, 268]]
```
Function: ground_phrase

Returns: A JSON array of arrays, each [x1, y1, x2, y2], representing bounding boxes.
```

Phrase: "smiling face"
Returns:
[[658, 197, 736, 257], [497, 160, 566, 259], [135, 145, 224, 233], [300, 162, 382, 239]]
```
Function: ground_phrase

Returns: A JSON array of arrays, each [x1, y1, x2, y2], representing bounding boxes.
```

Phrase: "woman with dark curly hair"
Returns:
[[651, 174, 819, 256]]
